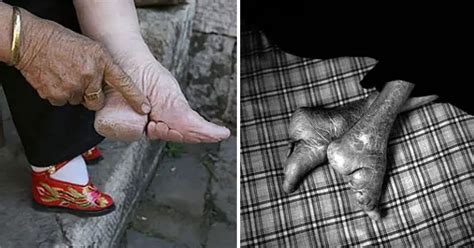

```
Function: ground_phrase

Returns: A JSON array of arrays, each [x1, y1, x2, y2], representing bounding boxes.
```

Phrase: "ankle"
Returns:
[[31, 166, 49, 172], [31, 156, 89, 186]]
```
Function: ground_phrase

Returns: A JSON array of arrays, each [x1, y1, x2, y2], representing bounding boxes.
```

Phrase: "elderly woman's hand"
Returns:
[[15, 8, 150, 114]]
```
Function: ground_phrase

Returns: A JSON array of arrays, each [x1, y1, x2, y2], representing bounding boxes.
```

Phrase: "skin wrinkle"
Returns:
[[326, 80, 414, 220], [283, 96, 376, 193], [0, 5, 148, 113], [16, 15, 48, 71], [283, 88, 437, 199], [71, 0, 230, 142], [327, 114, 342, 136]]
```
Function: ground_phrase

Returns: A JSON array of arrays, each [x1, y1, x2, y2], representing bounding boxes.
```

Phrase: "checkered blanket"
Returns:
[[240, 28, 474, 247]]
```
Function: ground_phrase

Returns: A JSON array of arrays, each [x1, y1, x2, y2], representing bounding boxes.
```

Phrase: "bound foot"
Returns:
[[283, 92, 436, 194], [31, 158, 115, 217], [327, 127, 386, 220], [283, 95, 376, 193], [326, 80, 416, 220], [95, 56, 230, 142]]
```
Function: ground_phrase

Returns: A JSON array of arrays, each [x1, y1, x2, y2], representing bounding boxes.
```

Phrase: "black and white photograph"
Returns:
[[0, 0, 472, 247], [240, 2, 472, 247]]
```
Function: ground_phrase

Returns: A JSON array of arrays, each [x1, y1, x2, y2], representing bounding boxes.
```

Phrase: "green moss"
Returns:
[[164, 142, 186, 158]]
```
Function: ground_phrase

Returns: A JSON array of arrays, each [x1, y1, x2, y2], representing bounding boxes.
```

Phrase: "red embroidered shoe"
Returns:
[[82, 146, 104, 165], [32, 161, 115, 217]]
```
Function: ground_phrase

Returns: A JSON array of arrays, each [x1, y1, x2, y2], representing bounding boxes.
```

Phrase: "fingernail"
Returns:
[[142, 103, 151, 113]]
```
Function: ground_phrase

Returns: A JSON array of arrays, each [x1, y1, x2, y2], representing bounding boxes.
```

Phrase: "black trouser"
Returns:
[[243, 2, 472, 114], [0, 0, 103, 166]]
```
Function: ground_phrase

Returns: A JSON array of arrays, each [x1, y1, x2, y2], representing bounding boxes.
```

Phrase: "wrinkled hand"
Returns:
[[16, 9, 149, 113]]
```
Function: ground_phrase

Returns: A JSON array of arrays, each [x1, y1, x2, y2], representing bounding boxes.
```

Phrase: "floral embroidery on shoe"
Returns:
[[36, 182, 109, 209]]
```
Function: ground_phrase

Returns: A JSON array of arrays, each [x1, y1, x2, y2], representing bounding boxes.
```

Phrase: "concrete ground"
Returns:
[[119, 136, 237, 247]]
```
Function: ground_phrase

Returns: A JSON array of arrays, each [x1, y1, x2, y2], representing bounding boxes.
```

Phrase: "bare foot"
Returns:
[[327, 80, 414, 220], [283, 92, 437, 194], [326, 128, 386, 220], [95, 58, 230, 142], [283, 95, 376, 193]]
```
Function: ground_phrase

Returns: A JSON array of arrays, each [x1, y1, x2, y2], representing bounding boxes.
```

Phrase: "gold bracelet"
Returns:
[[8, 6, 21, 66]]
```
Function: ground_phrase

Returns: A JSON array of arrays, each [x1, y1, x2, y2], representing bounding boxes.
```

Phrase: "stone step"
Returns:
[[134, 0, 187, 8], [121, 137, 237, 247], [0, 1, 195, 247]]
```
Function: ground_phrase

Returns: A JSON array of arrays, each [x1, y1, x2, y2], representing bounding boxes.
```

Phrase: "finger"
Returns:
[[102, 55, 150, 115], [68, 88, 85, 105], [283, 145, 326, 194], [83, 78, 105, 111], [37, 89, 48, 100], [49, 98, 67, 106]]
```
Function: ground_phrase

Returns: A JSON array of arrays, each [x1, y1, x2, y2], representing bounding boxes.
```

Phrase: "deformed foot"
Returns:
[[327, 131, 386, 220], [32, 160, 115, 217], [283, 95, 377, 193], [95, 59, 230, 142], [283, 91, 437, 194], [326, 80, 415, 220]]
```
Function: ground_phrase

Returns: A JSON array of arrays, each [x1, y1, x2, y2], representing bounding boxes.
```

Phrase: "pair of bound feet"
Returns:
[[284, 91, 435, 220]]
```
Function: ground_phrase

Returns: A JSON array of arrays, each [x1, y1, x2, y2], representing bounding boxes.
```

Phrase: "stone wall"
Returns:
[[184, 0, 237, 130], [135, 0, 236, 130], [137, 1, 196, 81]]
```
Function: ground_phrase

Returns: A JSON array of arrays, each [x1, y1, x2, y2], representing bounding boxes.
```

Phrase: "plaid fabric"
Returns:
[[240, 28, 474, 247]]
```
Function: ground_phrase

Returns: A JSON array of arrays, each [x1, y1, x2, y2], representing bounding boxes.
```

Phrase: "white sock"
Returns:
[[31, 156, 89, 186]]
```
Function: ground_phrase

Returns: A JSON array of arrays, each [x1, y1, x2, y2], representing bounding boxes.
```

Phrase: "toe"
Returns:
[[349, 168, 374, 189], [167, 129, 185, 142], [354, 190, 375, 209], [146, 121, 158, 139], [147, 121, 185, 142], [350, 167, 385, 219], [152, 109, 230, 143], [155, 122, 171, 139], [283, 145, 326, 194], [354, 190, 381, 220], [187, 111, 230, 141], [366, 209, 381, 221], [283, 161, 303, 194]]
